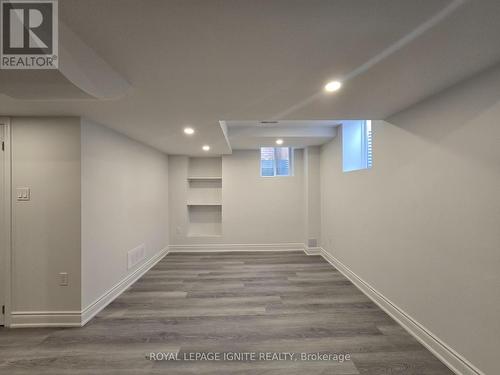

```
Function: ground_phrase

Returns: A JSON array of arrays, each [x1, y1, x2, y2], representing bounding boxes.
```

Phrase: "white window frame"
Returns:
[[342, 120, 373, 173], [260, 147, 294, 177]]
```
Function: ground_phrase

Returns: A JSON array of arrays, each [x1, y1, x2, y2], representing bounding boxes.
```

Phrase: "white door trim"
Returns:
[[0, 117, 11, 326]]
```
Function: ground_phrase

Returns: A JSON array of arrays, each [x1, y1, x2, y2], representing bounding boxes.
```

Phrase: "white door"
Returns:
[[0, 121, 8, 325]]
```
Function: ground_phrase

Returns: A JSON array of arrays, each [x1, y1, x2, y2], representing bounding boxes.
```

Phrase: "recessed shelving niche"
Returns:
[[187, 205, 222, 237], [187, 157, 222, 237]]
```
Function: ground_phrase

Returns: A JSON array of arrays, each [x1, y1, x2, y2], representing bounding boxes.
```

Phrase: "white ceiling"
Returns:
[[1, 0, 500, 155], [225, 120, 339, 150]]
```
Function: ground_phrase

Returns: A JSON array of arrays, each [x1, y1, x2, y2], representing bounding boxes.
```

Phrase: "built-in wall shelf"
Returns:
[[187, 205, 222, 237], [187, 157, 223, 237], [187, 176, 222, 181], [187, 202, 222, 206]]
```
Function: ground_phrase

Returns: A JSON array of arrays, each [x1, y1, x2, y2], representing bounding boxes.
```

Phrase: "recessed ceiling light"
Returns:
[[324, 80, 342, 92], [202, 145, 210, 151], [276, 139, 284, 145], [184, 127, 195, 135]]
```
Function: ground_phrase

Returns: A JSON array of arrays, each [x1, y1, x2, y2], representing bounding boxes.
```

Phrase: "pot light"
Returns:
[[184, 127, 195, 135], [202, 145, 210, 151], [276, 139, 284, 145], [324, 80, 342, 92]]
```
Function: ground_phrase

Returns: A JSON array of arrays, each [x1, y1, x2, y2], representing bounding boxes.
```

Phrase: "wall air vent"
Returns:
[[308, 239, 318, 248], [127, 244, 146, 269]]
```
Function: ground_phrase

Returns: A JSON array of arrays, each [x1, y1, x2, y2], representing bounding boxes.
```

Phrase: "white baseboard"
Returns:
[[309, 247, 483, 375], [10, 247, 169, 328], [168, 242, 304, 252], [304, 246, 322, 255], [81, 246, 169, 326], [10, 311, 82, 328]]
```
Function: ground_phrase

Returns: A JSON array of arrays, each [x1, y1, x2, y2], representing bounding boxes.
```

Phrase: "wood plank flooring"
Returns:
[[0, 251, 454, 374]]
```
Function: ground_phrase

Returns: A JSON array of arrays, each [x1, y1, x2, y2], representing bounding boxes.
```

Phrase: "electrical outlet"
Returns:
[[59, 272, 68, 286]]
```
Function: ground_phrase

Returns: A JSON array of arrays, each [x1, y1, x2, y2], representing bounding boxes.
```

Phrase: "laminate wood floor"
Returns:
[[0, 251, 454, 374]]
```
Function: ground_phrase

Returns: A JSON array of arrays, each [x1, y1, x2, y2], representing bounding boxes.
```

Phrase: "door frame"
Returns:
[[0, 117, 11, 326]]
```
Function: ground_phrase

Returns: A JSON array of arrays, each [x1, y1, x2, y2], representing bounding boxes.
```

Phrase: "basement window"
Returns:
[[342, 120, 373, 172], [260, 147, 293, 177]]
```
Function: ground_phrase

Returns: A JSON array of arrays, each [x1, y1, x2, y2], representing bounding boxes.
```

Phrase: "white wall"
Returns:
[[81, 119, 169, 308], [320, 65, 500, 375], [222, 149, 304, 244], [11, 117, 81, 313], [169, 149, 304, 246]]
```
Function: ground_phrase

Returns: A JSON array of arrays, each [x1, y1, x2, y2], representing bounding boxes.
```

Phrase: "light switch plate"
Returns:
[[16, 187, 30, 201]]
